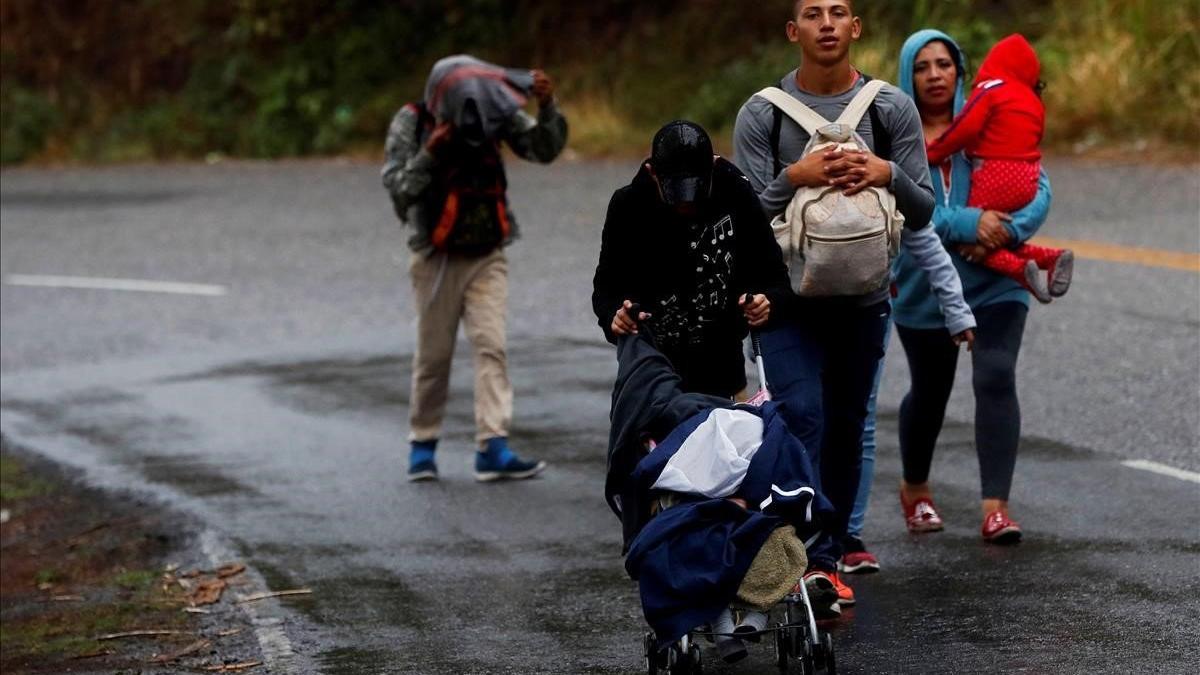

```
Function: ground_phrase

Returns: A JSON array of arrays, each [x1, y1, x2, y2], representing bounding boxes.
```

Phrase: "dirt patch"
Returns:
[[0, 438, 262, 673]]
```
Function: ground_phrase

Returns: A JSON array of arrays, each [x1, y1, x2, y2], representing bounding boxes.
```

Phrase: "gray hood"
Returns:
[[423, 54, 535, 142]]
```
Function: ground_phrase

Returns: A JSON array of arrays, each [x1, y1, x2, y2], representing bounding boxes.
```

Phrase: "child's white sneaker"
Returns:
[[712, 608, 747, 663], [733, 610, 769, 643]]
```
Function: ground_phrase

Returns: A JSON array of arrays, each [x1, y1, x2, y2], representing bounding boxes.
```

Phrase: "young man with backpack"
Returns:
[[732, 0, 971, 617], [382, 55, 567, 483]]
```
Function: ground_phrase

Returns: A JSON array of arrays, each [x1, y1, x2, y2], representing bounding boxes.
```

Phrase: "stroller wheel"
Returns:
[[787, 621, 805, 658], [798, 630, 815, 675], [818, 632, 837, 675], [688, 642, 703, 674], [644, 632, 659, 675], [773, 622, 789, 670], [665, 636, 702, 675]]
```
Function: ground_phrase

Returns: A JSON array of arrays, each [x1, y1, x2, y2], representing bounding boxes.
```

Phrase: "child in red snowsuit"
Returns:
[[926, 34, 1072, 303]]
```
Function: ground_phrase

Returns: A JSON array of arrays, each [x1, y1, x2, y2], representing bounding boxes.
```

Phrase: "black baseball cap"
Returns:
[[650, 120, 713, 205]]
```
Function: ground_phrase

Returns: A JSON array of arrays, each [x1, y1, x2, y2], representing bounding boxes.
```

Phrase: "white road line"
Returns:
[[199, 530, 295, 670], [4, 274, 227, 296], [1121, 459, 1200, 484]]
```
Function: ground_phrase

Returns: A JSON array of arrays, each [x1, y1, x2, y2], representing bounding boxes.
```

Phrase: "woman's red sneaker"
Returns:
[[981, 510, 1023, 545], [901, 494, 945, 533]]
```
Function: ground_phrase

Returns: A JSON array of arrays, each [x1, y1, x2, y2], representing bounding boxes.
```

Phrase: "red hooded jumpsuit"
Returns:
[[926, 34, 1064, 293]]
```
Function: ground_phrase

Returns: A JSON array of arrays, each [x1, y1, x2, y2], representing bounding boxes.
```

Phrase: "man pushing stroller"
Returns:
[[598, 121, 840, 667], [592, 120, 792, 400]]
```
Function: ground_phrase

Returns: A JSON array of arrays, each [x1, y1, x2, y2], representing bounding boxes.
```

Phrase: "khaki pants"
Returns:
[[408, 248, 512, 445]]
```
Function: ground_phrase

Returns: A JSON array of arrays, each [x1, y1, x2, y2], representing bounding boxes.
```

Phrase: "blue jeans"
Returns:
[[847, 317, 892, 541], [759, 300, 891, 570]]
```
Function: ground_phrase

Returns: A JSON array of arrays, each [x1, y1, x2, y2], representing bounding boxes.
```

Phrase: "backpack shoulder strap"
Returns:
[[770, 106, 783, 178], [867, 103, 892, 161], [405, 102, 434, 143], [753, 87, 829, 136], [836, 79, 886, 128]]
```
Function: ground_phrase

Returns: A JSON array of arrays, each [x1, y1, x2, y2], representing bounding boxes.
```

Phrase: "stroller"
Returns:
[[605, 305, 839, 674]]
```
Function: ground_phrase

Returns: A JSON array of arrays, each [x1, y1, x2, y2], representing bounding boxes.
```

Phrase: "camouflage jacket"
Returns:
[[381, 101, 568, 254]]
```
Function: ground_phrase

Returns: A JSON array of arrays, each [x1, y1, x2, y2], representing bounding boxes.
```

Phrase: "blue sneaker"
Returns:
[[474, 437, 546, 482], [408, 440, 438, 482]]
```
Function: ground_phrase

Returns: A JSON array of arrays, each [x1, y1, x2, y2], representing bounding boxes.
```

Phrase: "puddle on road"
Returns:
[[509, 425, 607, 467], [249, 559, 427, 630], [165, 355, 412, 415], [162, 336, 616, 419], [133, 453, 253, 497], [307, 574, 429, 629], [2, 394, 258, 500], [526, 565, 639, 640], [154, 340, 618, 469]]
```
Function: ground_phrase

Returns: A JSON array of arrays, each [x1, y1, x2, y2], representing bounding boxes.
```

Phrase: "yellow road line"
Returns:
[[1030, 236, 1200, 273]]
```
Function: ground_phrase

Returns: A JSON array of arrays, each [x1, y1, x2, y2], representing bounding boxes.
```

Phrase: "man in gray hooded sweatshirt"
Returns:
[[383, 55, 567, 483], [731, 0, 973, 617]]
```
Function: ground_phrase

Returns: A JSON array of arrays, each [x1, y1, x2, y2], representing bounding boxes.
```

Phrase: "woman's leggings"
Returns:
[[895, 302, 1028, 501]]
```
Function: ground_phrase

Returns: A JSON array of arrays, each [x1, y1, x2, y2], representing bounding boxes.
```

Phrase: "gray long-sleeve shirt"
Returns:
[[733, 71, 936, 306], [381, 101, 567, 253], [899, 223, 975, 335]]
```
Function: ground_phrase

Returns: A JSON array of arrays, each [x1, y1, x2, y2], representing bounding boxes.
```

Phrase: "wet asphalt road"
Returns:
[[1, 158, 1198, 674]]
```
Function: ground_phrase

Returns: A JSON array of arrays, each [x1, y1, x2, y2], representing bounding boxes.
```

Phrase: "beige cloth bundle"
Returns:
[[735, 525, 808, 612]]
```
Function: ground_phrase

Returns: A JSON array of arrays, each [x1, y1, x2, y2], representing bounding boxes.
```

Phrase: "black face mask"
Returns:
[[456, 99, 487, 148]]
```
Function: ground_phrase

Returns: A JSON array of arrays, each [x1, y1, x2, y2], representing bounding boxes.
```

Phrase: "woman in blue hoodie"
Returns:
[[891, 30, 1052, 544]]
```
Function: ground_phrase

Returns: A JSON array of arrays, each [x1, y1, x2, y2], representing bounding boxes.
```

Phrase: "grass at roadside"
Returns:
[[0, 442, 259, 672]]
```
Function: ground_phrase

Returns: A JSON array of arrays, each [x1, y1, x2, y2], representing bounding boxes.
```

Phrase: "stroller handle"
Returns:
[[743, 293, 764, 358], [625, 302, 645, 323]]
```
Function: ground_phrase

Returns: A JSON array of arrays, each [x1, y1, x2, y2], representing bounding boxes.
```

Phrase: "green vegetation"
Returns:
[[0, 454, 53, 503], [111, 568, 160, 592], [1, 0, 1196, 163], [0, 447, 191, 670], [0, 601, 180, 660], [33, 568, 64, 587]]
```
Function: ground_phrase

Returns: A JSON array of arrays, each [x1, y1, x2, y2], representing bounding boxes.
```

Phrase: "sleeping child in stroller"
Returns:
[[606, 326, 834, 665]]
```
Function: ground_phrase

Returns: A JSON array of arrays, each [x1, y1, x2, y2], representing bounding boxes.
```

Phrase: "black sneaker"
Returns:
[[801, 570, 842, 620]]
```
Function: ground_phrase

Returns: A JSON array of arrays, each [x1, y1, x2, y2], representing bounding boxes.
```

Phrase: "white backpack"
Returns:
[[754, 80, 904, 297]]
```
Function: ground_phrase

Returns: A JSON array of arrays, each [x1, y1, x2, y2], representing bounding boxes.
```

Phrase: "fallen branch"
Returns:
[[202, 661, 263, 671], [97, 630, 186, 641], [236, 589, 311, 604], [151, 638, 211, 663], [217, 628, 243, 637]]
